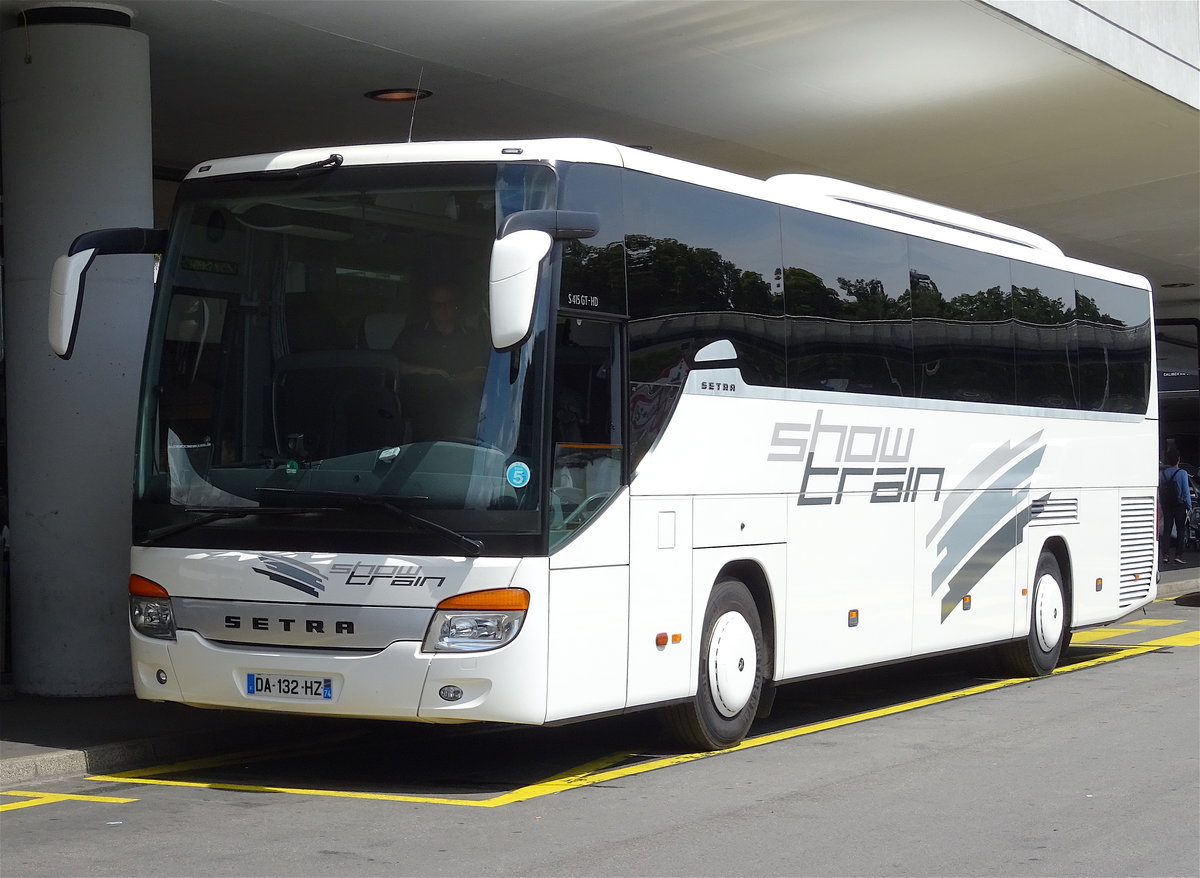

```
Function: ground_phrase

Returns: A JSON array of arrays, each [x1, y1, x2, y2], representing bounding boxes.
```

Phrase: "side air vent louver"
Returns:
[[1118, 495, 1156, 608], [1030, 496, 1079, 526]]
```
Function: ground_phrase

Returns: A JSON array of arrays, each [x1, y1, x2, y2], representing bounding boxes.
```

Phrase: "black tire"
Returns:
[[997, 550, 1069, 676], [663, 578, 764, 751]]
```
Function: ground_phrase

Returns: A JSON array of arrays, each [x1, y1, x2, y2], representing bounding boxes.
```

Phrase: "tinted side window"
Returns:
[[550, 318, 623, 548], [783, 210, 912, 396], [909, 239, 1014, 404], [1075, 277, 1151, 413], [1011, 260, 1078, 408], [625, 172, 784, 389], [558, 163, 627, 317]]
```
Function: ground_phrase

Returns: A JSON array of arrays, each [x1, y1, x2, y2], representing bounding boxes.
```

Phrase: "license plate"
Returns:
[[245, 673, 333, 700]]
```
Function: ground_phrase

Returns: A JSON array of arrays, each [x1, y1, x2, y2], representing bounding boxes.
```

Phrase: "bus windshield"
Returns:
[[136, 162, 556, 548]]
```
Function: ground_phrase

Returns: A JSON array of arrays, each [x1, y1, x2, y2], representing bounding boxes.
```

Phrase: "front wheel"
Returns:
[[662, 578, 764, 751], [997, 550, 1069, 676]]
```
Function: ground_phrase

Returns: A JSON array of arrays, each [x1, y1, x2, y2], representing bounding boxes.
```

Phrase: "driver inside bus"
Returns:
[[394, 285, 486, 377], [393, 284, 488, 439]]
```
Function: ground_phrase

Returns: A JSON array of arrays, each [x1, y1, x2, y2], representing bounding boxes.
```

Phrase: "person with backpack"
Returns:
[[1160, 447, 1193, 564]]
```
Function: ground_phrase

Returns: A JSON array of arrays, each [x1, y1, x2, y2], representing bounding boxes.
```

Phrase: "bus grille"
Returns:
[[1030, 495, 1079, 526], [1118, 495, 1156, 607]]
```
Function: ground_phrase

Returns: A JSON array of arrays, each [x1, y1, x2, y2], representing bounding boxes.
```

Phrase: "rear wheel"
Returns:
[[663, 578, 764, 751], [997, 550, 1068, 676]]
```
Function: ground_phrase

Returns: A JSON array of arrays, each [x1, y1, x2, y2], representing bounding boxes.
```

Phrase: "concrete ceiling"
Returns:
[[7, 0, 1200, 323]]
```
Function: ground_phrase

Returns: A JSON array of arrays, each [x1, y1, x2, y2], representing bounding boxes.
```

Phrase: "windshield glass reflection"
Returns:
[[139, 163, 555, 536]]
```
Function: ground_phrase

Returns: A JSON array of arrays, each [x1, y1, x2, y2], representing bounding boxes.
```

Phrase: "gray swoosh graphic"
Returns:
[[926, 431, 1044, 547], [252, 555, 327, 598], [930, 444, 1045, 597], [939, 505, 1034, 621]]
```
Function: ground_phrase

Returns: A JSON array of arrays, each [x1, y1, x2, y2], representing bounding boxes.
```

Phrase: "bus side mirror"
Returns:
[[489, 229, 553, 350], [47, 227, 166, 360], [488, 209, 599, 351], [49, 249, 98, 358]]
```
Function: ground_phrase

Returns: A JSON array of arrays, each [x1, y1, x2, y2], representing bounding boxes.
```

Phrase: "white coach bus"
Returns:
[[50, 139, 1158, 750]]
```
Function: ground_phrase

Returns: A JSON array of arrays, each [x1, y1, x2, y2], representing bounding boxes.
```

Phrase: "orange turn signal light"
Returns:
[[436, 588, 529, 612], [129, 575, 169, 598], [655, 632, 669, 648]]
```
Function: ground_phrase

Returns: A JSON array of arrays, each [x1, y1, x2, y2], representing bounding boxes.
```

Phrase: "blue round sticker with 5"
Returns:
[[506, 461, 531, 488]]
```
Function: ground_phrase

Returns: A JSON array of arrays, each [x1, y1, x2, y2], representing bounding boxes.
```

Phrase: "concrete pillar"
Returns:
[[1, 5, 154, 694]]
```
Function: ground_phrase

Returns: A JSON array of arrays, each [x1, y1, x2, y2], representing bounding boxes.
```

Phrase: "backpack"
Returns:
[[1160, 466, 1183, 510]]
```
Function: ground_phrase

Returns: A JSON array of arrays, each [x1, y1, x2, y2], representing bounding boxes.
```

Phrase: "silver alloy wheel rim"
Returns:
[[1033, 572, 1064, 653], [708, 610, 757, 717]]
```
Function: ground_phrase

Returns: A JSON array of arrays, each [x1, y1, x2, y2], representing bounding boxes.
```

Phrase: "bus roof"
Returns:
[[183, 137, 1151, 291]]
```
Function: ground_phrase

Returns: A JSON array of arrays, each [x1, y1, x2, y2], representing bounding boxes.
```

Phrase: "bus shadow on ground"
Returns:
[[129, 713, 660, 800], [747, 644, 1120, 738], [115, 645, 1126, 801]]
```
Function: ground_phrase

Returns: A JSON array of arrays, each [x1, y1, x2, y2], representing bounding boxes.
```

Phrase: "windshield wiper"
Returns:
[[137, 506, 339, 546], [370, 499, 484, 558], [248, 153, 344, 181], [256, 488, 484, 557]]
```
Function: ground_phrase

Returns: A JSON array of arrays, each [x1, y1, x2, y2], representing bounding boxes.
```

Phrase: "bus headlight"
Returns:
[[129, 575, 176, 641], [422, 588, 529, 653], [130, 596, 176, 639]]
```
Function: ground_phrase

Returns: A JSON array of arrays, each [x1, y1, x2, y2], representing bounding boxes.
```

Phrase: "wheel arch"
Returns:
[[715, 559, 776, 680], [1039, 535, 1074, 628], [996, 537, 1072, 676]]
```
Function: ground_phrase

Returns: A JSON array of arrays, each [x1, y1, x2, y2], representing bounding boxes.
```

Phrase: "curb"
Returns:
[[0, 728, 264, 786], [0, 714, 324, 787]]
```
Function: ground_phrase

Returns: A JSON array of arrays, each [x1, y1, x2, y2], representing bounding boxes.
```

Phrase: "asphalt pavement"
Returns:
[[2, 563, 1196, 788]]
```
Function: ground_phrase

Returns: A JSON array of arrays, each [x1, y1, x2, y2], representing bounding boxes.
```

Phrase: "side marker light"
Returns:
[[1095, 578, 1103, 592], [655, 632, 668, 648]]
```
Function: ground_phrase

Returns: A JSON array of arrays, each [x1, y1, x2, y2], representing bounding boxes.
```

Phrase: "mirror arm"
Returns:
[[496, 210, 599, 241], [69, 227, 167, 257]]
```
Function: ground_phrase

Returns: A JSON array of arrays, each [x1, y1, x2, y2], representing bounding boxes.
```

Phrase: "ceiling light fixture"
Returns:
[[365, 88, 432, 103]]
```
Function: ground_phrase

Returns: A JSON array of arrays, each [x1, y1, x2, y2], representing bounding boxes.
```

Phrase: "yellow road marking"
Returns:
[[1140, 631, 1200, 648], [1071, 628, 1139, 642], [89, 750, 635, 807], [1123, 618, 1188, 627], [0, 791, 138, 812], [88, 643, 1160, 807]]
